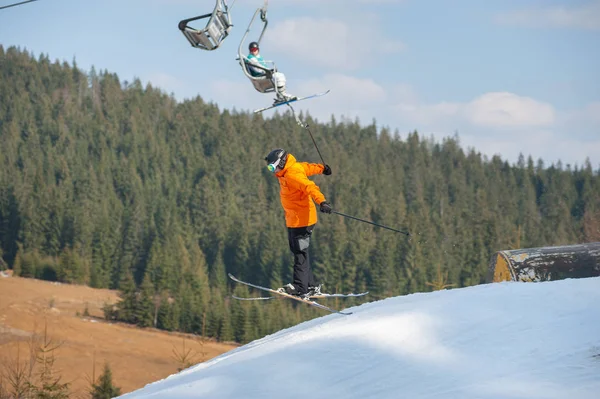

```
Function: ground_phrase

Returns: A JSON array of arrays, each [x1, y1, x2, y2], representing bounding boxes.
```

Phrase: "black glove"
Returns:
[[320, 202, 332, 214], [323, 164, 332, 175]]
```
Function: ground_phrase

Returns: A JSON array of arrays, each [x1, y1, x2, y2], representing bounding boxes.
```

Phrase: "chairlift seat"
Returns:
[[237, 2, 278, 94], [179, 1, 233, 51], [240, 58, 275, 93], [250, 77, 275, 93]]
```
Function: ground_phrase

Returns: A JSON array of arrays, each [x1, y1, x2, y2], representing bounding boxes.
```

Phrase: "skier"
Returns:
[[247, 41, 297, 103], [264, 148, 332, 298]]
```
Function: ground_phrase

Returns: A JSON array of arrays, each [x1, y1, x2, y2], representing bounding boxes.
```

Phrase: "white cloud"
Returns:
[[203, 74, 387, 117], [283, 74, 388, 123], [263, 17, 404, 70], [382, 87, 596, 165], [464, 92, 555, 128], [202, 73, 388, 122], [390, 91, 555, 130], [305, 74, 387, 105], [496, 1, 600, 30]]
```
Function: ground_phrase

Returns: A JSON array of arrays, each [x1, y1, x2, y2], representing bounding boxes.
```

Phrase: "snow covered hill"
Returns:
[[119, 278, 600, 399]]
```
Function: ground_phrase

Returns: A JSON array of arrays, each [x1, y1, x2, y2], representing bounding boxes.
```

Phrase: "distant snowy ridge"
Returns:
[[119, 277, 600, 399]]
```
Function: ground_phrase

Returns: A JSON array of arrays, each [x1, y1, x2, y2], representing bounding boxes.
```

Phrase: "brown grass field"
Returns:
[[0, 275, 238, 398]]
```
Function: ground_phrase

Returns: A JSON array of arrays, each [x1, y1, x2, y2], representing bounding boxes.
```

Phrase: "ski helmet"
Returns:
[[249, 41, 259, 51], [265, 148, 288, 173]]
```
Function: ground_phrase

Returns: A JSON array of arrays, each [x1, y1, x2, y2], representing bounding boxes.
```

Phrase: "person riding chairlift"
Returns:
[[247, 41, 297, 104]]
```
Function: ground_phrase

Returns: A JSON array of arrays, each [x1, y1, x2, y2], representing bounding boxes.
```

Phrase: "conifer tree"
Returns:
[[90, 362, 121, 399], [136, 273, 156, 328], [27, 324, 70, 399], [219, 307, 234, 343], [116, 271, 137, 324]]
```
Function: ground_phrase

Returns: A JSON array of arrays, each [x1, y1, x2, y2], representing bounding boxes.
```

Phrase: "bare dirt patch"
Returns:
[[0, 276, 237, 397]]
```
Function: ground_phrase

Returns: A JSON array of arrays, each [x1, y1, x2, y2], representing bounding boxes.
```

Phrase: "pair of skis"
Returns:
[[228, 273, 367, 316], [253, 90, 330, 113]]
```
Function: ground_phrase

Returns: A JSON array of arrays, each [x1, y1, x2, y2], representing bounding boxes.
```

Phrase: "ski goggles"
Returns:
[[267, 157, 282, 173]]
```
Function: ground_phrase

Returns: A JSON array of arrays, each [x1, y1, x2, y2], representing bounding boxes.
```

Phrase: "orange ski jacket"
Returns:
[[274, 154, 327, 227]]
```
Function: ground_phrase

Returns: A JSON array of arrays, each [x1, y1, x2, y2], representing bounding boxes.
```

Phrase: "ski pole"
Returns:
[[287, 103, 327, 165], [332, 210, 410, 236]]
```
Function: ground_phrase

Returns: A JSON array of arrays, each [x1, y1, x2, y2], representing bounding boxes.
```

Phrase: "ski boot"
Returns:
[[278, 283, 299, 296], [307, 284, 322, 296], [273, 92, 297, 105]]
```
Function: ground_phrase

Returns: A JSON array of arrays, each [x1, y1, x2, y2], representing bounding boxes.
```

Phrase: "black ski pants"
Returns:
[[288, 224, 316, 295]]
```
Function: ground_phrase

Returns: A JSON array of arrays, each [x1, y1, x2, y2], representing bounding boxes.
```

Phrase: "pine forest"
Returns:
[[1, 45, 599, 343]]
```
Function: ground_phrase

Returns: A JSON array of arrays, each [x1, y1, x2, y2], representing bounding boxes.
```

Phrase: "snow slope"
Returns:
[[119, 278, 600, 399]]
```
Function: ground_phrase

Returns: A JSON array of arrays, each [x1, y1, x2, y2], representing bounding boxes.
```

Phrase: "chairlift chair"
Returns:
[[179, 0, 236, 51], [237, 3, 280, 95]]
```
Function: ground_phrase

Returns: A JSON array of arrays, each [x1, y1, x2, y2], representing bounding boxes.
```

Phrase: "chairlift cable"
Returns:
[[0, 0, 40, 11]]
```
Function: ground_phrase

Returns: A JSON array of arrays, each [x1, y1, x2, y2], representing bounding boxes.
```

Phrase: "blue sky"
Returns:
[[1, 0, 599, 167]]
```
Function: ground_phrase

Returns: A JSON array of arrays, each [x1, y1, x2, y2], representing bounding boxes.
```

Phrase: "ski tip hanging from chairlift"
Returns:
[[178, 0, 237, 51]]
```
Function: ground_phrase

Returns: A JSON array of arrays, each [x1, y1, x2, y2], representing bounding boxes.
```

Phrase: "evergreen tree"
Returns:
[[27, 324, 70, 399], [90, 362, 121, 399], [56, 245, 89, 284], [116, 271, 137, 324], [136, 273, 156, 328], [219, 307, 234, 343]]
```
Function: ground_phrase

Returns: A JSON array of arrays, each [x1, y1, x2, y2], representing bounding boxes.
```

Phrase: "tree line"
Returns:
[[1, 45, 599, 343]]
